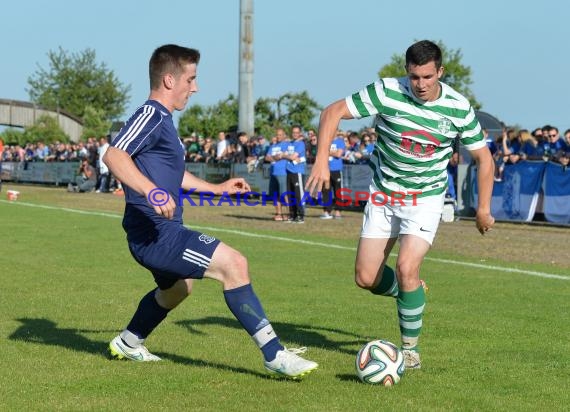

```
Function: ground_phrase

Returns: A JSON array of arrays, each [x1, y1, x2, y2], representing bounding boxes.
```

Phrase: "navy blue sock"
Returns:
[[224, 284, 284, 361], [125, 288, 170, 340]]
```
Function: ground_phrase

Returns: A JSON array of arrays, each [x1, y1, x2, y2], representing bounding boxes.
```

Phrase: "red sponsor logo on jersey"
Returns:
[[400, 130, 441, 158]]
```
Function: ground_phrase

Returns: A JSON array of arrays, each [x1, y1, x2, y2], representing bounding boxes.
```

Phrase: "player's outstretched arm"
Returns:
[[306, 99, 352, 195], [218, 178, 251, 195], [181, 172, 251, 195], [470, 146, 495, 234]]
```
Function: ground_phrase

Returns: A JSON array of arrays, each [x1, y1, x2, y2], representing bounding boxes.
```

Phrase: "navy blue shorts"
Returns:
[[128, 224, 221, 290], [268, 174, 287, 198]]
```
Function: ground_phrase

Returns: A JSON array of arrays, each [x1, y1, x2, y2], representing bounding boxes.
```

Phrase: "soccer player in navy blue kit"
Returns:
[[104, 44, 317, 378], [284, 125, 307, 223]]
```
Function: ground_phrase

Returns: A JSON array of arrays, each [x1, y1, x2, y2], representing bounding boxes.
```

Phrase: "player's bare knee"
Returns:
[[231, 251, 250, 283], [354, 269, 375, 289], [219, 249, 250, 287], [395, 261, 418, 279], [395, 262, 421, 289]]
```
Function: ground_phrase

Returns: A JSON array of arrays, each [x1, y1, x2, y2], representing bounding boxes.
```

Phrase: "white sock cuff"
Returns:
[[252, 324, 276, 348], [401, 335, 419, 350], [120, 329, 144, 348]]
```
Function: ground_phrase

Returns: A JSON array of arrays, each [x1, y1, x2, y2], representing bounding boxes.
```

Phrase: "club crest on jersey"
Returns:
[[199, 234, 216, 244], [438, 118, 452, 134]]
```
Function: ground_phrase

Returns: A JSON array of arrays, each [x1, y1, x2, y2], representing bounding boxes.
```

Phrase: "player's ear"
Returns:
[[164, 73, 175, 90], [437, 66, 444, 79]]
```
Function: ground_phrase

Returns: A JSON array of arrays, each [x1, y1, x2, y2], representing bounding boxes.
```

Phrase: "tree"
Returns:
[[81, 106, 112, 140], [23, 115, 69, 144], [378, 40, 481, 109], [27, 47, 131, 121], [178, 94, 239, 138], [0, 128, 25, 145], [178, 91, 321, 139], [254, 92, 321, 138], [254, 97, 277, 139], [275, 91, 322, 130]]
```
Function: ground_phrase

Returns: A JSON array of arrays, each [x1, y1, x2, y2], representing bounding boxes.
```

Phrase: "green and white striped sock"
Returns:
[[370, 266, 399, 297], [397, 285, 425, 351]]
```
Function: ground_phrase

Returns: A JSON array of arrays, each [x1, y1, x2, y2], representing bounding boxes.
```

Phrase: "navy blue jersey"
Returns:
[[111, 100, 186, 237]]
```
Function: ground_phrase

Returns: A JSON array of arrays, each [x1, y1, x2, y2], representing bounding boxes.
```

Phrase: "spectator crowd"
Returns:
[[0, 128, 382, 167], [484, 125, 570, 181], [1, 124, 569, 194]]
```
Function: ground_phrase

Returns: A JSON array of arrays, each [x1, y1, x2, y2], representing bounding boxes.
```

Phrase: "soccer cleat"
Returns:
[[402, 349, 421, 369], [264, 347, 318, 379], [293, 217, 305, 224], [109, 335, 161, 362], [319, 212, 333, 220]]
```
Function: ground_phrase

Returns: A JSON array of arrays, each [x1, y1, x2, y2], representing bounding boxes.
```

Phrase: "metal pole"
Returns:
[[238, 0, 254, 136]]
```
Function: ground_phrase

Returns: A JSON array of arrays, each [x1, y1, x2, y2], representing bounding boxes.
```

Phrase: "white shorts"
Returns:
[[360, 193, 444, 245]]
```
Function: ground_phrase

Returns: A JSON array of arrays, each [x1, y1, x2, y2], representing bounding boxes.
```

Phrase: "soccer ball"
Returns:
[[355, 339, 405, 386]]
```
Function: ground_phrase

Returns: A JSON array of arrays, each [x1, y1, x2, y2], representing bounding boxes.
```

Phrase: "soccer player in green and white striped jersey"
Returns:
[[306, 40, 495, 370]]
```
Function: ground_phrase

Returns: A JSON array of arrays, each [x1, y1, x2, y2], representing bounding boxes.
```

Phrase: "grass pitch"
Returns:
[[0, 184, 569, 411]]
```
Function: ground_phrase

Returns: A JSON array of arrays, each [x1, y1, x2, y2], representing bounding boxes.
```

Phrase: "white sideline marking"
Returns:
[[2, 199, 569, 281]]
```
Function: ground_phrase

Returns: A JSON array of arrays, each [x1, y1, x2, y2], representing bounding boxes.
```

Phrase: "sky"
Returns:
[[2, 0, 569, 135]]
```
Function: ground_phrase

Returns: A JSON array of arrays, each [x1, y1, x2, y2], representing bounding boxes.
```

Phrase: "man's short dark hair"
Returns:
[[405, 40, 442, 69], [149, 44, 201, 90]]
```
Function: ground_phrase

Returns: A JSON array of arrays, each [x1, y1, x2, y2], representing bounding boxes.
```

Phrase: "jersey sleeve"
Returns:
[[457, 107, 486, 151], [345, 80, 386, 119], [111, 105, 163, 157]]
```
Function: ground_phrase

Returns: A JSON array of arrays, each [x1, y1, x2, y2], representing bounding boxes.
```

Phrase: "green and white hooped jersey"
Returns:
[[345, 77, 486, 198]]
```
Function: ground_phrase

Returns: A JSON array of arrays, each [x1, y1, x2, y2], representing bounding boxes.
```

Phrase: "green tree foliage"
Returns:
[[0, 128, 25, 145], [378, 40, 481, 109], [253, 97, 276, 138], [81, 106, 112, 140], [253, 92, 321, 138], [178, 94, 239, 138], [23, 115, 69, 144], [275, 91, 322, 130], [178, 91, 321, 139], [27, 48, 131, 121]]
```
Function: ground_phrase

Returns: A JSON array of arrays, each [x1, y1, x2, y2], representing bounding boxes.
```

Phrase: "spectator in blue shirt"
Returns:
[[265, 129, 289, 221], [284, 125, 306, 223], [534, 126, 565, 161]]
